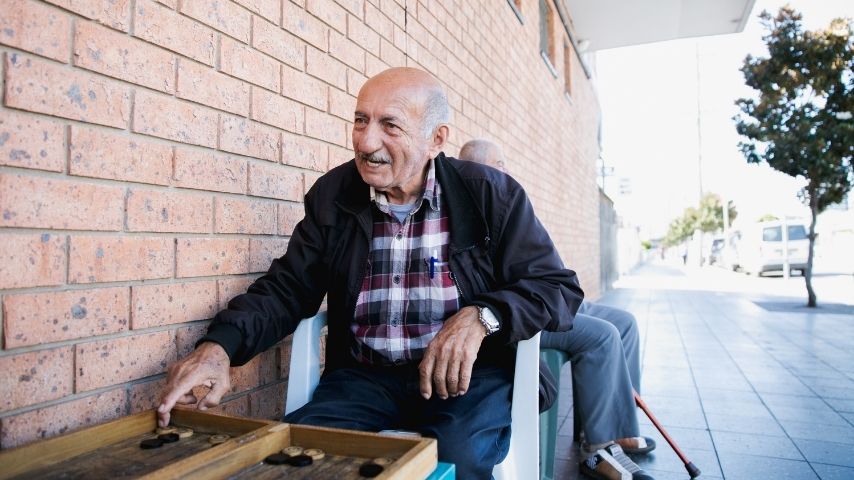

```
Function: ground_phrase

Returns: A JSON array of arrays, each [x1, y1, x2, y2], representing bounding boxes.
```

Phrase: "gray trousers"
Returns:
[[540, 302, 641, 444]]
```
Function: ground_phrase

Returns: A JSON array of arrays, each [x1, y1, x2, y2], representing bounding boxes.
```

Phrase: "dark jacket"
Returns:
[[202, 153, 584, 385]]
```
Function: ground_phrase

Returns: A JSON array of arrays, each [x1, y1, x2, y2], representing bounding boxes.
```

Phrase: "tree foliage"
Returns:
[[662, 193, 736, 247], [733, 7, 853, 306]]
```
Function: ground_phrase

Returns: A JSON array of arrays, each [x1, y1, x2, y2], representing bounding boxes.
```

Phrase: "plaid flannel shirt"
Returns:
[[351, 159, 460, 365]]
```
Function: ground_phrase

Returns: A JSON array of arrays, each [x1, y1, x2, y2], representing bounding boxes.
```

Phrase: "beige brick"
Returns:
[[305, 108, 346, 146], [220, 116, 280, 162], [126, 188, 213, 233], [0, 110, 65, 172], [176, 238, 249, 277], [249, 382, 286, 420], [207, 395, 249, 417], [336, 0, 364, 18], [131, 280, 217, 328], [282, 0, 328, 51], [306, 0, 347, 33], [134, 0, 216, 65], [180, 0, 250, 43], [176, 322, 209, 358], [0, 233, 66, 289], [248, 162, 303, 201], [3, 287, 129, 348], [0, 173, 124, 231], [75, 330, 176, 391], [221, 37, 280, 93], [69, 236, 173, 283], [347, 67, 367, 96], [278, 202, 304, 236], [348, 12, 380, 52], [69, 125, 172, 185], [329, 87, 356, 121], [0, 347, 74, 413], [304, 170, 322, 192], [249, 237, 289, 272], [214, 197, 277, 234], [176, 59, 250, 116], [328, 145, 352, 169], [217, 276, 256, 310], [380, 0, 405, 27], [0, 388, 126, 448], [173, 148, 247, 194], [281, 132, 328, 171], [5, 53, 130, 129], [0, 0, 72, 62], [329, 30, 365, 72], [45, 0, 131, 32], [251, 88, 304, 133], [281, 65, 328, 110], [364, 52, 388, 77], [132, 91, 218, 148], [379, 37, 405, 67], [129, 377, 166, 413], [365, 3, 392, 41], [306, 46, 347, 90], [74, 20, 175, 93], [252, 16, 304, 70], [236, 0, 281, 24]]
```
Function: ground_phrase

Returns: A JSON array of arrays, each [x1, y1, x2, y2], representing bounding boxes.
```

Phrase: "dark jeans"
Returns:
[[284, 363, 513, 479]]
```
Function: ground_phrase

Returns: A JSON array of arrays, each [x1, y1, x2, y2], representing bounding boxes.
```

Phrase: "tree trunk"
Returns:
[[805, 189, 818, 307]]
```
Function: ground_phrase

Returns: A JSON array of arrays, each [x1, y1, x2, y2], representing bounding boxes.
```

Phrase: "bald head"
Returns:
[[359, 68, 450, 137], [459, 139, 507, 171]]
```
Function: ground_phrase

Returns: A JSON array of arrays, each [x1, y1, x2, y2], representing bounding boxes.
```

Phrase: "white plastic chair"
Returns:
[[285, 312, 540, 479]]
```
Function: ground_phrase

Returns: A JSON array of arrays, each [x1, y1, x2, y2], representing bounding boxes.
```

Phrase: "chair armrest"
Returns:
[[284, 312, 328, 415]]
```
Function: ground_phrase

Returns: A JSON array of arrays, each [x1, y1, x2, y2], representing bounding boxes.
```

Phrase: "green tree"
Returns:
[[734, 7, 854, 307], [696, 193, 738, 233]]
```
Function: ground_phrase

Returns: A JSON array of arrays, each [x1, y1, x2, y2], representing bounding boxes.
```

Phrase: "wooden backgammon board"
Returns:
[[0, 408, 439, 479]]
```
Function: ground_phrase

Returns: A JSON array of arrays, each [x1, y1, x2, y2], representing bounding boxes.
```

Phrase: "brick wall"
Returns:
[[0, 0, 601, 448]]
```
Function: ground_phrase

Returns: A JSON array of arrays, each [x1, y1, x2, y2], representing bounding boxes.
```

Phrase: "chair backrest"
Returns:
[[285, 313, 540, 478], [493, 332, 541, 479]]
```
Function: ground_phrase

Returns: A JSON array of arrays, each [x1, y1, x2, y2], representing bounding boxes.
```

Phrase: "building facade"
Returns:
[[0, 0, 602, 447]]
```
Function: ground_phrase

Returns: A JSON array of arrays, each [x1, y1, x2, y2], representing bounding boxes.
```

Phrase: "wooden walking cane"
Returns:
[[633, 390, 701, 478]]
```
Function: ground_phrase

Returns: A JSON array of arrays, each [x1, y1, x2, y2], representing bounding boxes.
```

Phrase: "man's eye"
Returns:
[[354, 117, 367, 125], [384, 122, 398, 130]]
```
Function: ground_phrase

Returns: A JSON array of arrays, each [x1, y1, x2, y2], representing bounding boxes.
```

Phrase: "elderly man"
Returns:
[[158, 68, 583, 479], [459, 139, 656, 480]]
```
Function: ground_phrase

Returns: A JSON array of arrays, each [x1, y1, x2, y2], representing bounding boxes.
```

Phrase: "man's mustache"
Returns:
[[357, 151, 392, 164]]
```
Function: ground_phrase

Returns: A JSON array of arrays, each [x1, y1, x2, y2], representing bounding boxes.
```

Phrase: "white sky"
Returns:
[[595, 0, 854, 238]]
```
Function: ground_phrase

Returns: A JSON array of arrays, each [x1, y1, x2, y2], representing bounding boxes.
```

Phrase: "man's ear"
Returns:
[[428, 124, 450, 157]]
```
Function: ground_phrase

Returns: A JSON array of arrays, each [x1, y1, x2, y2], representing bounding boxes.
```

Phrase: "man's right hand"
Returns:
[[157, 342, 231, 427]]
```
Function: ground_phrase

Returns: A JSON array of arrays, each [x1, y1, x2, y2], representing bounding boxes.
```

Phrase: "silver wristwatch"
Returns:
[[477, 306, 500, 336]]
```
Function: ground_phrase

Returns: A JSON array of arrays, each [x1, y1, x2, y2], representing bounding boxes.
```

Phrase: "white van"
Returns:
[[730, 219, 811, 276]]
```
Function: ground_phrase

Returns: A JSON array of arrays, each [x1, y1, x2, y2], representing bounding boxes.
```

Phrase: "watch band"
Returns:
[[477, 306, 500, 335]]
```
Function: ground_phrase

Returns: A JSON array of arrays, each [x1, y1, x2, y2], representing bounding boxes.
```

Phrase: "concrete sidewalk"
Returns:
[[551, 261, 854, 480]]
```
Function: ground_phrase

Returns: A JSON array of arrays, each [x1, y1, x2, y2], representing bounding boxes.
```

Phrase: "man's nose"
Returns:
[[355, 122, 383, 154]]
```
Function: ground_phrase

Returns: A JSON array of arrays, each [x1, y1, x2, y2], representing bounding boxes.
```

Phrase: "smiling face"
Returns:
[[352, 68, 449, 204]]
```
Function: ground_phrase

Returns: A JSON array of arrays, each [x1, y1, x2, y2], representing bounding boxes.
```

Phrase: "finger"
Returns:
[[419, 352, 436, 399], [445, 348, 462, 397], [457, 349, 476, 396], [198, 378, 230, 411], [159, 374, 201, 417], [175, 393, 198, 405], [157, 406, 171, 428], [432, 348, 450, 400]]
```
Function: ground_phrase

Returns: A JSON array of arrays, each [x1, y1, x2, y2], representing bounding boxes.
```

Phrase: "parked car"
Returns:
[[708, 237, 726, 266], [730, 219, 810, 276]]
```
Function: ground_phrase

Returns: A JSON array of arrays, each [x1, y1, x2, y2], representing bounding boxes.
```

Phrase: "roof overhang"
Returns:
[[562, 0, 756, 51]]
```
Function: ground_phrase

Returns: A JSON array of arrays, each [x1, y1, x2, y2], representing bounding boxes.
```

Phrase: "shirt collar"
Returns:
[[369, 158, 442, 213]]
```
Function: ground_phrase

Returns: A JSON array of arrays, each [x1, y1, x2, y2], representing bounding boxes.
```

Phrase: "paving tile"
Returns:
[[638, 424, 716, 452], [710, 430, 803, 460], [704, 412, 786, 436], [793, 438, 854, 468], [767, 404, 845, 423], [825, 397, 854, 413], [631, 447, 723, 477], [812, 462, 854, 480], [717, 452, 819, 480], [777, 418, 854, 444]]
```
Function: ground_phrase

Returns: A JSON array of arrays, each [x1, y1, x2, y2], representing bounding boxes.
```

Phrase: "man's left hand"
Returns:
[[419, 306, 486, 400]]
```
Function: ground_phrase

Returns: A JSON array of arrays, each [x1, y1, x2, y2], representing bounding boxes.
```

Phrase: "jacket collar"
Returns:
[[335, 153, 489, 251]]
